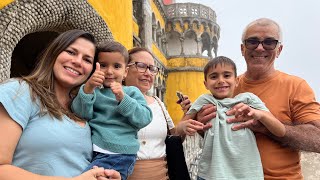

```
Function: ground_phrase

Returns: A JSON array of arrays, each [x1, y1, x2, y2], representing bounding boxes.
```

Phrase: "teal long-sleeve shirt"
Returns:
[[71, 85, 152, 154]]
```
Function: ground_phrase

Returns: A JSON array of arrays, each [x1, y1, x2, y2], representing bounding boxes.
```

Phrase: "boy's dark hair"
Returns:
[[204, 56, 237, 80], [96, 41, 129, 64]]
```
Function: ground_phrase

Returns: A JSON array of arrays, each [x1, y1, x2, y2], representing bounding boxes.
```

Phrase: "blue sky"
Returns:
[[176, 0, 320, 101]]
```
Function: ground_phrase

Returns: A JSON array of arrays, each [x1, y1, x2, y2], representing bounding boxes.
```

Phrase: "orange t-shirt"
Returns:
[[235, 70, 320, 180]]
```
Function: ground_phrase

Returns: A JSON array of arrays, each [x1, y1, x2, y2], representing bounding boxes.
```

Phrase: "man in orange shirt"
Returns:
[[182, 18, 320, 179], [229, 17, 320, 179]]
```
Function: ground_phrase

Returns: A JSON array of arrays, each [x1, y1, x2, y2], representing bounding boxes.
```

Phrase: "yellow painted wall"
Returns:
[[88, 0, 133, 49], [167, 57, 208, 68], [133, 20, 139, 38], [152, 43, 167, 66], [0, 0, 13, 8], [166, 71, 209, 124], [165, 57, 210, 123]]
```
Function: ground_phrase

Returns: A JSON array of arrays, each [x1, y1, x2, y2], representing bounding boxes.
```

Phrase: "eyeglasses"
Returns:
[[128, 62, 159, 75], [244, 38, 281, 50]]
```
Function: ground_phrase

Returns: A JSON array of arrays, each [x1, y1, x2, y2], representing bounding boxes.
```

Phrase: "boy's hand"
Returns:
[[227, 103, 261, 122], [227, 103, 266, 132], [84, 63, 105, 94], [110, 82, 124, 102]]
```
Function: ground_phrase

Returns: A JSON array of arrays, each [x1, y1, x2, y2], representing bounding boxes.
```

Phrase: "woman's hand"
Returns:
[[177, 95, 191, 114], [73, 166, 121, 180], [178, 95, 216, 132], [97, 169, 121, 180], [176, 119, 204, 136], [73, 167, 105, 180]]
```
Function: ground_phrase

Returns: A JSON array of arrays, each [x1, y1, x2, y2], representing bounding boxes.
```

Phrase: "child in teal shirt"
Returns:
[[72, 41, 152, 180]]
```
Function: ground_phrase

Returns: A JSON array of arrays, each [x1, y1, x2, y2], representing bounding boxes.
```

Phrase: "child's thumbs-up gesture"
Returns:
[[110, 81, 125, 102], [84, 62, 105, 94]]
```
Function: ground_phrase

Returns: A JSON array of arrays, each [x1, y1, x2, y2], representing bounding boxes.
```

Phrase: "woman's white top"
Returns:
[[136, 99, 175, 160]]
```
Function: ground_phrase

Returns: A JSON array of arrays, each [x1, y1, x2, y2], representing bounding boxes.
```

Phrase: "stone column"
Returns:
[[141, 0, 152, 50], [196, 37, 201, 56], [179, 36, 185, 55]]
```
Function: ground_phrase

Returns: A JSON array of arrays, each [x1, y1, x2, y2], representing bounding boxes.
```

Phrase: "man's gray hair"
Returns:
[[241, 18, 283, 42]]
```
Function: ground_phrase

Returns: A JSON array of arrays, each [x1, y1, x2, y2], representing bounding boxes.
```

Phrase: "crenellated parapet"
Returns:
[[164, 3, 220, 58]]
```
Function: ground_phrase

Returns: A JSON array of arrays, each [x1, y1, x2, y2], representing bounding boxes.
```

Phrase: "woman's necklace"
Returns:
[[140, 95, 154, 145], [140, 127, 147, 145]]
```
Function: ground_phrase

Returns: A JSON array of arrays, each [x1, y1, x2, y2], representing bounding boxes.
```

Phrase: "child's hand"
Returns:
[[110, 82, 124, 102], [84, 63, 105, 94], [177, 119, 204, 136], [227, 102, 261, 122]]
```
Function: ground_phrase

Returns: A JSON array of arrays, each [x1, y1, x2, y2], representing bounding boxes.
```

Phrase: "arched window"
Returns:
[[167, 31, 181, 56], [183, 30, 197, 55]]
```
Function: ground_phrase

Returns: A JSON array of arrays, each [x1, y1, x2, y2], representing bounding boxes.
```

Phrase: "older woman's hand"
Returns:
[[177, 95, 191, 114], [176, 119, 204, 136]]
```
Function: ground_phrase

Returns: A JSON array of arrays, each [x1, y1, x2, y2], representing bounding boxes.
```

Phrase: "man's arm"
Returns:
[[271, 120, 320, 153], [228, 102, 285, 137], [229, 117, 320, 153]]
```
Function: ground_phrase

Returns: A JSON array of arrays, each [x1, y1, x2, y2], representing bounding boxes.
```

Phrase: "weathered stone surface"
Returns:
[[0, 0, 113, 81], [301, 152, 320, 180]]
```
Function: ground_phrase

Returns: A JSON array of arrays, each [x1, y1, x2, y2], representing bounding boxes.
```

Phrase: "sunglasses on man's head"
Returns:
[[244, 38, 281, 50], [128, 61, 159, 75]]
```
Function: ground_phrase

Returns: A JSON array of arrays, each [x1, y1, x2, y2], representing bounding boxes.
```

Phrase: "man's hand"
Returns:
[[197, 104, 216, 130], [84, 63, 105, 94]]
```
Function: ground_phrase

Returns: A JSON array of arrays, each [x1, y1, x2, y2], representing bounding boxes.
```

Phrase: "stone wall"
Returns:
[[0, 0, 112, 81]]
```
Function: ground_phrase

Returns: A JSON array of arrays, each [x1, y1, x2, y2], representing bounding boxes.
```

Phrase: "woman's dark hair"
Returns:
[[22, 29, 96, 119]]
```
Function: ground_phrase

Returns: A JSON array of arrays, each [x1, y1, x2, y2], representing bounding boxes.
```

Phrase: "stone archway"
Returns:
[[0, 0, 113, 81], [10, 31, 58, 77]]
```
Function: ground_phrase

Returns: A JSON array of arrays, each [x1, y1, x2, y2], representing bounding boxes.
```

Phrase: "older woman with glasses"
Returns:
[[125, 47, 202, 180]]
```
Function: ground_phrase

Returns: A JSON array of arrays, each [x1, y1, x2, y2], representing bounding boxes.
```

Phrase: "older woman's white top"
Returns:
[[137, 99, 175, 159]]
